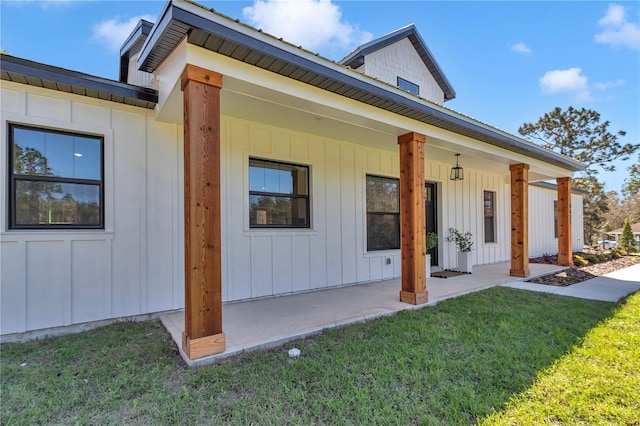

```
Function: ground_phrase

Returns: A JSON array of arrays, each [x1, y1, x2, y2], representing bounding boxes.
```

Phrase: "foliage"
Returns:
[[574, 177, 609, 244], [518, 106, 637, 179], [426, 232, 438, 250], [446, 227, 473, 252], [573, 254, 588, 266], [618, 216, 636, 251], [623, 154, 640, 196], [1, 289, 622, 425]]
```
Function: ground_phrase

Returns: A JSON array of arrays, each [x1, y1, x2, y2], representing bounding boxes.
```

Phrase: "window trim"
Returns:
[[483, 190, 497, 244], [397, 77, 420, 96], [8, 123, 104, 230], [248, 157, 311, 229], [366, 174, 401, 252]]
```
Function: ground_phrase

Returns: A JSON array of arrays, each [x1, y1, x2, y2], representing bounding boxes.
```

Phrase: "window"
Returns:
[[249, 158, 310, 228], [397, 77, 420, 96], [8, 124, 103, 229], [483, 190, 496, 243], [367, 175, 400, 251], [554, 200, 558, 238]]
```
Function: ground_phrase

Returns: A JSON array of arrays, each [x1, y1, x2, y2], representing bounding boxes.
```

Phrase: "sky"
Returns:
[[1, 0, 639, 194]]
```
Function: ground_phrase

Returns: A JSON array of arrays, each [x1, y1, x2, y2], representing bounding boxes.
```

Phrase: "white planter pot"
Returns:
[[426, 254, 431, 279], [456, 251, 473, 274]]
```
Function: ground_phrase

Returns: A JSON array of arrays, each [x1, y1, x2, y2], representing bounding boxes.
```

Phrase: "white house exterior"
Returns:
[[1, 0, 584, 356]]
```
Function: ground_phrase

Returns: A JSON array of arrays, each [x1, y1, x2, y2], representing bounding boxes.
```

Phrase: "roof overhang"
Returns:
[[340, 24, 456, 102], [119, 19, 154, 82], [137, 0, 584, 174], [1, 54, 158, 109]]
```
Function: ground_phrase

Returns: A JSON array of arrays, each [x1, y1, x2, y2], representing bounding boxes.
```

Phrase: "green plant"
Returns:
[[619, 215, 635, 251], [446, 228, 473, 252], [573, 255, 588, 266], [426, 232, 438, 251]]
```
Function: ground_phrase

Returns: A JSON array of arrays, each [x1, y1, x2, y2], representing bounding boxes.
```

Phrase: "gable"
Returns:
[[362, 38, 446, 104]]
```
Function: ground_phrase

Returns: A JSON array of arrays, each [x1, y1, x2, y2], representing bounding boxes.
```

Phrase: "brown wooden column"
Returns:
[[510, 163, 530, 277], [180, 64, 225, 359], [398, 132, 428, 305], [557, 177, 574, 266]]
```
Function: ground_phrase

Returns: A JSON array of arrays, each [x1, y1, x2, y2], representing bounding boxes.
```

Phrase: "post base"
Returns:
[[510, 269, 530, 278], [399, 290, 428, 305], [182, 331, 226, 360]]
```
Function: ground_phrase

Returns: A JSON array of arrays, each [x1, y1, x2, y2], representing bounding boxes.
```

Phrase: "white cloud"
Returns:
[[594, 79, 625, 90], [242, 0, 372, 57], [594, 4, 640, 50], [539, 68, 591, 101], [92, 15, 155, 52], [510, 42, 532, 54]]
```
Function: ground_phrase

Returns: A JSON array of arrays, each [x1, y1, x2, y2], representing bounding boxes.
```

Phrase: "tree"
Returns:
[[623, 154, 640, 196], [618, 215, 636, 251], [575, 177, 609, 244], [519, 106, 639, 244], [519, 106, 637, 178]]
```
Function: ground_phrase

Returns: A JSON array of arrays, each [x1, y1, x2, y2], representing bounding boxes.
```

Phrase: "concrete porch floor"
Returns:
[[161, 262, 565, 366]]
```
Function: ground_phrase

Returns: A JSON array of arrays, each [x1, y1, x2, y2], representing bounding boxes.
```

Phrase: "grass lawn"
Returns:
[[2, 287, 638, 425]]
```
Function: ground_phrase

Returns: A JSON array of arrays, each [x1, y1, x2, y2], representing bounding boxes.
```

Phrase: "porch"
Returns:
[[161, 262, 564, 366]]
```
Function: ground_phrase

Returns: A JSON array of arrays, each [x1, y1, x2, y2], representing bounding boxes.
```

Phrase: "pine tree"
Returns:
[[619, 215, 635, 252]]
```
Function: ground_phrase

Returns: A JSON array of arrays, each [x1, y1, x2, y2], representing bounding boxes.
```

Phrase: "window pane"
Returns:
[[13, 127, 101, 180], [249, 159, 308, 195], [366, 176, 399, 212], [367, 213, 400, 251], [484, 191, 496, 243], [249, 195, 308, 227], [14, 180, 101, 226], [397, 77, 420, 96]]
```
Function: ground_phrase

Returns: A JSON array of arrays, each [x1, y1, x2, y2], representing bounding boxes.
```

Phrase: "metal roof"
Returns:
[[1, 54, 158, 109], [119, 19, 154, 83], [340, 24, 456, 101], [530, 181, 589, 195]]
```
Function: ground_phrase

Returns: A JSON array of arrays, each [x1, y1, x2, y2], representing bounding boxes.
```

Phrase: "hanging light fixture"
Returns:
[[450, 153, 464, 181]]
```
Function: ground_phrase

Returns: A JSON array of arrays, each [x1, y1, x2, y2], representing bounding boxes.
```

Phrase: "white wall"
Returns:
[[0, 82, 183, 335], [361, 38, 445, 104], [221, 116, 513, 302], [527, 185, 584, 258]]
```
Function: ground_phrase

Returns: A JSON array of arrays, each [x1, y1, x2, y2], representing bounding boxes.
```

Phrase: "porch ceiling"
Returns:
[[139, 0, 583, 176], [158, 71, 560, 181]]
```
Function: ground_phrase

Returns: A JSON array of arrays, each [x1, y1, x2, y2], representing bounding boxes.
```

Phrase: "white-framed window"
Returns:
[[8, 124, 104, 229], [366, 175, 400, 251], [397, 77, 420, 96], [483, 190, 496, 243], [248, 158, 310, 228]]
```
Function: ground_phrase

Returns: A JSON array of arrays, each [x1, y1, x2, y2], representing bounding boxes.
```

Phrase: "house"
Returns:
[[609, 222, 640, 248], [0, 0, 584, 358]]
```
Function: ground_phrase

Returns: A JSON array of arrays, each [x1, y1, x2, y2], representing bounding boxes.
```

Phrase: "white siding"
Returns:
[[527, 185, 585, 258], [0, 83, 182, 335], [221, 117, 514, 302], [361, 38, 445, 104]]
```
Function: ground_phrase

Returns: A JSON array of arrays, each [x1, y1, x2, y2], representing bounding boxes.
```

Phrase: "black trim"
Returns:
[[119, 19, 154, 82], [366, 175, 401, 251], [1, 54, 158, 108], [8, 124, 104, 230], [136, 3, 584, 172], [248, 158, 311, 229]]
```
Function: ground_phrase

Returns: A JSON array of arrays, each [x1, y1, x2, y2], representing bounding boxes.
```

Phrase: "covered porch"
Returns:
[[161, 261, 564, 366]]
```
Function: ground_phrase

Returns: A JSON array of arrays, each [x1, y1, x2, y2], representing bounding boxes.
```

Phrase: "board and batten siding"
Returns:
[[221, 116, 513, 302], [0, 82, 183, 335], [528, 186, 585, 258]]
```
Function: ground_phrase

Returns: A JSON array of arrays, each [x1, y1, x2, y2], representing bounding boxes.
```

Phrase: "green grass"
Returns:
[[1, 287, 637, 425]]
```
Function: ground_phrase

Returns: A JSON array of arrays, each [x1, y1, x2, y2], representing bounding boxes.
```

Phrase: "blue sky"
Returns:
[[2, 0, 639, 194]]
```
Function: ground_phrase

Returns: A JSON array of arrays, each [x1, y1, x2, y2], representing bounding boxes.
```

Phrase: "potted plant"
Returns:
[[446, 227, 473, 273], [426, 232, 438, 278]]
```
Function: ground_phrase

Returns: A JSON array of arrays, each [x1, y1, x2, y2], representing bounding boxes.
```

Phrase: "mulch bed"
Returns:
[[528, 254, 640, 287]]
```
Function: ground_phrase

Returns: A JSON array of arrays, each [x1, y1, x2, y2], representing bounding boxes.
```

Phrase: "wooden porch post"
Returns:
[[557, 177, 574, 266], [510, 163, 530, 277], [180, 64, 225, 359], [398, 132, 428, 305]]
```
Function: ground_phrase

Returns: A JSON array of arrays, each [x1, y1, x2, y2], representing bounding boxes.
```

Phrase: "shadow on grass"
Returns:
[[1, 287, 619, 425]]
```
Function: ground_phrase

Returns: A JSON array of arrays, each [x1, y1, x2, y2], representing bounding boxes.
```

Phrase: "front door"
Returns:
[[425, 182, 437, 266]]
